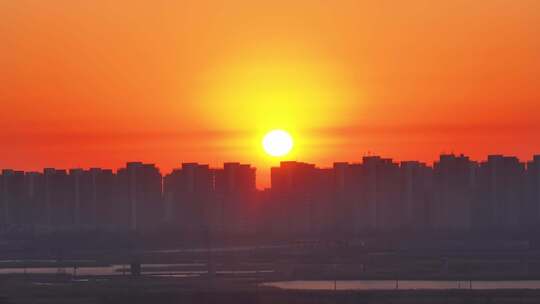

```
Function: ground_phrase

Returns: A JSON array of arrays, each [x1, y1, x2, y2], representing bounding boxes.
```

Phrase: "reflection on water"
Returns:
[[0, 264, 124, 276], [0, 263, 273, 278], [148, 244, 291, 254], [263, 280, 540, 290], [151, 274, 201, 278]]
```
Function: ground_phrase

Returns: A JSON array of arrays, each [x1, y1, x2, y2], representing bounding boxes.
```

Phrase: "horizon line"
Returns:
[[2, 152, 540, 174]]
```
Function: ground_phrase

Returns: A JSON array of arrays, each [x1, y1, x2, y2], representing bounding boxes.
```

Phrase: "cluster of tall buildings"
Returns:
[[0, 162, 257, 235], [265, 155, 540, 236], [1, 154, 540, 237], [163, 162, 257, 237]]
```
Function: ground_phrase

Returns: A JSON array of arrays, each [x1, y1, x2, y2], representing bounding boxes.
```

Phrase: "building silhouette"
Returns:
[[163, 162, 257, 237], [214, 162, 257, 236], [432, 154, 476, 231], [2, 154, 540, 238], [400, 161, 432, 231], [526, 156, 540, 228], [164, 163, 213, 235], [477, 155, 526, 231], [117, 162, 163, 232], [268, 161, 333, 236]]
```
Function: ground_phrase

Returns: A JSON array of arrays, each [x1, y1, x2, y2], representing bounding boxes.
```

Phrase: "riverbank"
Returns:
[[2, 275, 540, 304]]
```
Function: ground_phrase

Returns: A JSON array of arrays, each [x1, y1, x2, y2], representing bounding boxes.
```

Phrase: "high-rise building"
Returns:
[[477, 155, 526, 231], [433, 154, 477, 231], [1, 170, 14, 228], [42, 169, 73, 229], [24, 172, 45, 228], [117, 162, 163, 232], [0, 170, 26, 229], [269, 161, 334, 236], [215, 163, 257, 236], [69, 169, 84, 227], [400, 161, 432, 230], [525, 156, 540, 229], [362, 157, 401, 231], [215, 163, 256, 193], [163, 163, 214, 234], [332, 162, 365, 234], [68, 168, 116, 230]]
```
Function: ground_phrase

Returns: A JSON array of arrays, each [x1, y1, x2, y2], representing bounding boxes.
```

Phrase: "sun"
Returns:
[[262, 130, 293, 157]]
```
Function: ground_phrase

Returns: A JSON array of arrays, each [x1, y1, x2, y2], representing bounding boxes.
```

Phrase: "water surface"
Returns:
[[263, 280, 540, 290]]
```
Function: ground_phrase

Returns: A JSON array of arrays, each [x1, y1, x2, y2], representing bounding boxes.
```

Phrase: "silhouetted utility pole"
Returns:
[[130, 261, 141, 277], [442, 257, 449, 275], [333, 234, 339, 301], [205, 227, 214, 292], [128, 230, 141, 278], [334, 263, 337, 291], [253, 242, 260, 304]]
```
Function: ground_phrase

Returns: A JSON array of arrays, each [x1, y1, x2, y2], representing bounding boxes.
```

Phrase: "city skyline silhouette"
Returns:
[[2, 152, 540, 235], [2, 0, 540, 302]]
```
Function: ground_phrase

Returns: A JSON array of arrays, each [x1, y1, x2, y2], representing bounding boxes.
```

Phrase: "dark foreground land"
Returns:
[[3, 235, 540, 303], [2, 276, 540, 304]]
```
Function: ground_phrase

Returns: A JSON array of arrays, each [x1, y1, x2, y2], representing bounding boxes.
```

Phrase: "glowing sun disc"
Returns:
[[262, 130, 293, 157]]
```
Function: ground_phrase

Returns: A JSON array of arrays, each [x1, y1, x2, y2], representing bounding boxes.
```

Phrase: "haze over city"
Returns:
[[2, 1, 540, 303]]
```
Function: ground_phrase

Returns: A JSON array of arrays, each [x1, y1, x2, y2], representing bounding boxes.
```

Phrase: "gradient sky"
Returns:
[[1, 0, 540, 187]]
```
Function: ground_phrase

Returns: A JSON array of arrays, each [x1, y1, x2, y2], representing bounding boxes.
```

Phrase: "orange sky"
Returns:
[[1, 0, 540, 187]]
